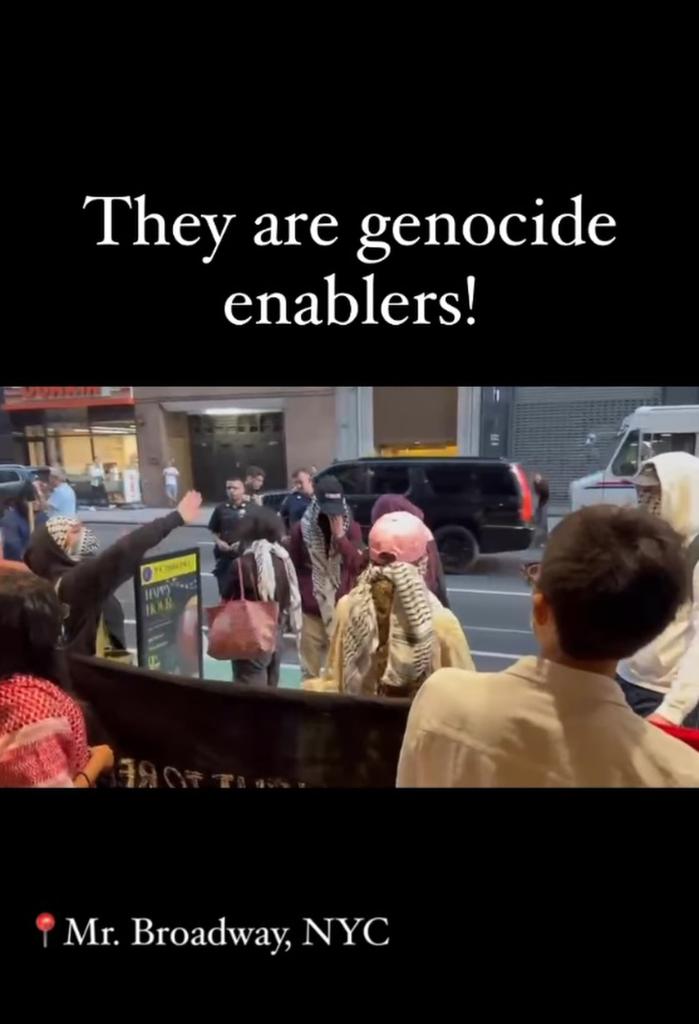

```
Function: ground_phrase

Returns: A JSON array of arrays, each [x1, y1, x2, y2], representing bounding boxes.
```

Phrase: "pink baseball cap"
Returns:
[[369, 512, 432, 565]]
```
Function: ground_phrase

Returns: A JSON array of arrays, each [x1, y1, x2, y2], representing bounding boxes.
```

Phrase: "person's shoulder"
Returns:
[[413, 666, 504, 736], [643, 726, 699, 783]]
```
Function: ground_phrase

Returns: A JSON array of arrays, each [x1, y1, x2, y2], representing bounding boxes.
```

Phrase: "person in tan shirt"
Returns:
[[398, 505, 699, 787]]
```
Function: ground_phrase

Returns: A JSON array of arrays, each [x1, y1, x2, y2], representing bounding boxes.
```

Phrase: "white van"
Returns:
[[570, 405, 699, 510]]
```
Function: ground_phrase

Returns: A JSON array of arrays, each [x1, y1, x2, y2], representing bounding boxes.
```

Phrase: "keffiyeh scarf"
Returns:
[[249, 539, 302, 635], [47, 517, 99, 560], [300, 497, 350, 632], [343, 561, 435, 696]]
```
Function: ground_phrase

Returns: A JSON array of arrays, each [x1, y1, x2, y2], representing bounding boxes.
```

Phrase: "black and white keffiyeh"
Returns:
[[248, 539, 302, 634], [342, 561, 435, 695], [300, 496, 351, 632], [46, 517, 99, 560]]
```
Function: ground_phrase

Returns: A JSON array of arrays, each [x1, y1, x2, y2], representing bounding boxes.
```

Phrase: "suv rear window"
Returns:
[[367, 463, 410, 496], [0, 469, 21, 484], [426, 464, 516, 496]]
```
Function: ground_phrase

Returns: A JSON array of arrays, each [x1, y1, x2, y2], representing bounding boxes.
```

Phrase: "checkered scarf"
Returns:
[[300, 496, 350, 632], [46, 518, 99, 560], [342, 561, 435, 696], [249, 539, 302, 635]]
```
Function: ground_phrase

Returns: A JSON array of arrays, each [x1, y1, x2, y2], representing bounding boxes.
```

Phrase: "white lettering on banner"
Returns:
[[112, 758, 305, 789]]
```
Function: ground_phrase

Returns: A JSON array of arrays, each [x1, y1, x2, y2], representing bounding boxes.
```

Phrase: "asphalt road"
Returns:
[[91, 521, 539, 684]]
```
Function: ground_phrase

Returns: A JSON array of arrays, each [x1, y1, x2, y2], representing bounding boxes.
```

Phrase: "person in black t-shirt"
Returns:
[[209, 477, 249, 596]]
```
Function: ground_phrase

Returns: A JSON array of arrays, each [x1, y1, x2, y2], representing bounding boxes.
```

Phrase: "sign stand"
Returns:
[[134, 547, 203, 678]]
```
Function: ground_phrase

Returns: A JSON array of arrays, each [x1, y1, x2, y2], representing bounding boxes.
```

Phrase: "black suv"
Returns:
[[314, 457, 534, 572]]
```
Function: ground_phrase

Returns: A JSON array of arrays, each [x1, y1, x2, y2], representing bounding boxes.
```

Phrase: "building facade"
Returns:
[[3, 385, 696, 508]]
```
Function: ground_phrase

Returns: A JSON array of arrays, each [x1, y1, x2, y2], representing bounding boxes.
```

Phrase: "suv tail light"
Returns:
[[511, 463, 533, 523]]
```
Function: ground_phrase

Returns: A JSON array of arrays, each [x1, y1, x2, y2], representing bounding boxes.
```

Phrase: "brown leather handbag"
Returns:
[[206, 558, 279, 660]]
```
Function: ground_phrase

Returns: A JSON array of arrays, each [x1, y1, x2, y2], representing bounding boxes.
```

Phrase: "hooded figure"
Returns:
[[370, 494, 449, 607], [617, 451, 699, 726], [288, 475, 364, 680], [25, 507, 188, 656], [303, 511, 473, 697]]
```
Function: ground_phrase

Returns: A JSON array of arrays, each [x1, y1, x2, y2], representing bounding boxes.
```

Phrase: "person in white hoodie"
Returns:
[[616, 451, 699, 728]]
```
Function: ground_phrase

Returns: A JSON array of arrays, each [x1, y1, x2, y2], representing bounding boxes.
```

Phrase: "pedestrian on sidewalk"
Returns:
[[397, 505, 699, 788], [245, 465, 266, 506], [304, 510, 472, 696], [88, 459, 107, 507], [370, 494, 449, 607], [163, 458, 180, 507], [616, 452, 699, 728], [222, 506, 302, 687], [25, 491, 203, 657], [531, 472, 550, 547], [280, 468, 314, 531], [289, 475, 364, 680], [209, 477, 249, 597], [42, 466, 77, 519]]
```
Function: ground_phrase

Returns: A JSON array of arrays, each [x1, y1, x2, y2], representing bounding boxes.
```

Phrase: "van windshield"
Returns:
[[611, 430, 641, 476]]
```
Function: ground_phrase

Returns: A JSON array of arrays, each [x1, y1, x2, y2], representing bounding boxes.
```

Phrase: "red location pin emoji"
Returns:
[[36, 912, 56, 949]]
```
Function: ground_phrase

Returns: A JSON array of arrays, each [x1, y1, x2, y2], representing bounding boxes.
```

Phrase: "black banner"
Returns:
[[68, 655, 410, 788], [134, 547, 203, 678]]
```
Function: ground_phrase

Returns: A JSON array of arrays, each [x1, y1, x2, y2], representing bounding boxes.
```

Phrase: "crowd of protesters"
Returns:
[[1, 452, 698, 788]]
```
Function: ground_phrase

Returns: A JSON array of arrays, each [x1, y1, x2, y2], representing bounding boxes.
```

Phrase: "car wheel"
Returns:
[[434, 525, 480, 574]]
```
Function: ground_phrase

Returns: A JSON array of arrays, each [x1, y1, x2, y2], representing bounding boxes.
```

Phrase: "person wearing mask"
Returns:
[[0, 571, 114, 787], [280, 468, 314, 531], [397, 505, 699, 787], [369, 494, 449, 607], [245, 465, 266, 506], [209, 478, 249, 597], [616, 451, 699, 728], [25, 491, 202, 656], [163, 458, 180, 507], [221, 505, 302, 686], [44, 466, 77, 519], [305, 511, 473, 696], [289, 475, 364, 680], [531, 472, 550, 547]]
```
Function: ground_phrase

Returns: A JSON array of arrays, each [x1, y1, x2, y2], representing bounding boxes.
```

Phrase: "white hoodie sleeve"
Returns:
[[656, 564, 699, 725]]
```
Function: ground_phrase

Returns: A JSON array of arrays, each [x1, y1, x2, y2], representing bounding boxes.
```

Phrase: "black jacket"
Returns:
[[25, 511, 184, 656]]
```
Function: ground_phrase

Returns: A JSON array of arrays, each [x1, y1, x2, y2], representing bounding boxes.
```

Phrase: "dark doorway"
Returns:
[[189, 412, 287, 502]]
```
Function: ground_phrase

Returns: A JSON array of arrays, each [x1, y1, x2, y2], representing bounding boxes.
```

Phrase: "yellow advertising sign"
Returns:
[[140, 553, 198, 586]]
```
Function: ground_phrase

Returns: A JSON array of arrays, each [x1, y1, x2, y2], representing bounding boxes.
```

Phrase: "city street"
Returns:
[[86, 512, 544, 686]]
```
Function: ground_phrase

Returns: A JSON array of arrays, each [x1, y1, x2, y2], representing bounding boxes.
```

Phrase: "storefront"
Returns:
[[2, 386, 141, 504], [133, 387, 337, 505]]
